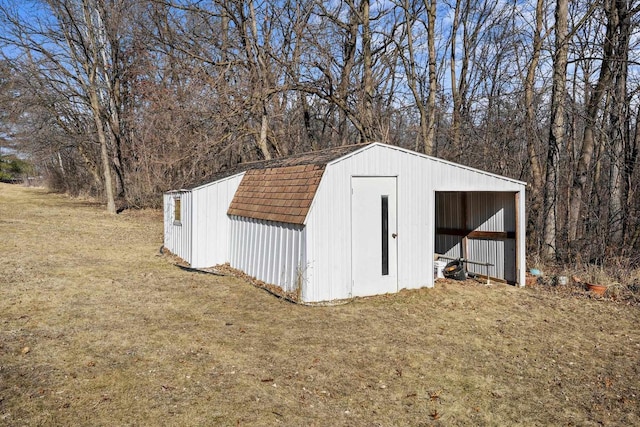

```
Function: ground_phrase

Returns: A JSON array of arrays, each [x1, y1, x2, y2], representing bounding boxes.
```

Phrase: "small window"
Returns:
[[381, 195, 389, 276], [174, 197, 182, 224]]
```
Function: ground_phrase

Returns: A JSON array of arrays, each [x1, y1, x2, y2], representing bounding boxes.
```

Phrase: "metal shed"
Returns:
[[163, 143, 526, 304]]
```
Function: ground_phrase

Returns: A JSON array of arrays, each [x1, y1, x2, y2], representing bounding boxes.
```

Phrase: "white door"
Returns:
[[351, 177, 398, 297]]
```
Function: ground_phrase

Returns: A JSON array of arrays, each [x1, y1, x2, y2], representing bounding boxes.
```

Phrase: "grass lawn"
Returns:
[[1, 183, 639, 426]]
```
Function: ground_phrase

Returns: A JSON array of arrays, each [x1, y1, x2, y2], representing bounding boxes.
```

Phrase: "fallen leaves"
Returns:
[[430, 409, 441, 420], [429, 390, 442, 402]]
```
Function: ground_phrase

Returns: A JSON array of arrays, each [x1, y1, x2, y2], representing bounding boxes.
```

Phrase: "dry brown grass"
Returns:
[[1, 183, 639, 426]]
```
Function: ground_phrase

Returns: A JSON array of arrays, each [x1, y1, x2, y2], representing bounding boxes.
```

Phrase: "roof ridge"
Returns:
[[188, 143, 372, 190]]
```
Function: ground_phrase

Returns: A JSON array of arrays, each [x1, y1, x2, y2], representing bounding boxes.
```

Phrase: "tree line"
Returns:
[[1, 0, 639, 265]]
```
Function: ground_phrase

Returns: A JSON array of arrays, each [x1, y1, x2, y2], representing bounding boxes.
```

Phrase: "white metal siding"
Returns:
[[305, 146, 434, 302], [229, 216, 306, 293], [466, 193, 516, 282], [163, 191, 192, 264], [304, 144, 526, 303], [435, 192, 464, 259], [436, 192, 465, 229], [467, 192, 515, 232], [190, 174, 244, 268]]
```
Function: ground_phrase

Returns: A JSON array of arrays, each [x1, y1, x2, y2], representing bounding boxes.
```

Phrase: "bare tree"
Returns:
[[447, 0, 493, 154], [542, 0, 568, 258], [395, 0, 438, 155], [568, 0, 621, 245], [424, 0, 438, 155], [606, 0, 633, 247], [0, 0, 137, 212], [2, 0, 640, 265], [524, 0, 548, 254]]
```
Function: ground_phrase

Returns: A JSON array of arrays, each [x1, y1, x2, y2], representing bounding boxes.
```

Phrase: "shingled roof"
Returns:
[[224, 143, 369, 225], [228, 164, 324, 224]]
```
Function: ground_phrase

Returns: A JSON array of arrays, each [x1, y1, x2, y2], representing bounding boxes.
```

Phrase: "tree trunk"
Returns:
[[338, 2, 359, 145], [623, 105, 640, 245], [607, 0, 630, 247], [449, 0, 462, 153], [425, 0, 437, 156], [89, 88, 116, 214], [568, 0, 618, 243], [360, 0, 375, 142], [401, 0, 430, 154], [81, 0, 116, 214], [524, 0, 545, 254], [257, 102, 272, 160], [542, 0, 568, 259]]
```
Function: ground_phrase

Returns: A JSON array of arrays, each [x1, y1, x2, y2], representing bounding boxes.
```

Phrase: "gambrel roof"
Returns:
[[183, 142, 525, 226], [219, 144, 367, 224]]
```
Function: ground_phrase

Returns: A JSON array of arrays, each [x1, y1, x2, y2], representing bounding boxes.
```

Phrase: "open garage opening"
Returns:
[[435, 191, 520, 285]]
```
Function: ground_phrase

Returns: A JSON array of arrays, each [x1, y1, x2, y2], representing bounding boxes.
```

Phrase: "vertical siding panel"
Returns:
[[281, 226, 289, 286], [257, 219, 263, 279], [257, 220, 264, 279], [232, 216, 237, 265], [283, 225, 290, 291], [241, 217, 249, 273], [279, 225, 286, 286], [172, 174, 244, 268], [274, 225, 282, 285], [247, 218, 254, 277], [228, 216, 305, 292], [435, 192, 462, 259], [249, 219, 256, 278], [236, 217, 242, 266], [293, 226, 301, 291], [263, 222, 270, 280], [183, 192, 192, 263], [270, 226, 276, 286], [254, 220, 266, 277], [285, 225, 292, 288], [300, 227, 307, 294], [244, 218, 252, 276], [245, 218, 252, 275], [238, 217, 243, 265], [242, 219, 248, 274], [272, 226, 278, 286], [462, 191, 518, 282], [164, 190, 192, 265], [289, 225, 296, 290], [251, 219, 259, 278], [234, 215, 240, 267], [272, 224, 279, 286], [229, 216, 236, 265], [253, 219, 259, 277], [284, 225, 291, 290], [265, 225, 273, 284]]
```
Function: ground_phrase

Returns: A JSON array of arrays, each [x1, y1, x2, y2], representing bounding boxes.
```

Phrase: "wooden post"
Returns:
[[461, 192, 469, 262]]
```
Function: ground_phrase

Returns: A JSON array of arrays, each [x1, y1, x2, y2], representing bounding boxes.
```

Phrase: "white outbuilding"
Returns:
[[164, 142, 526, 304]]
